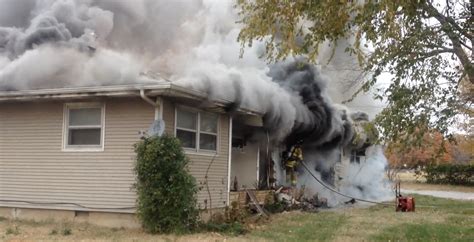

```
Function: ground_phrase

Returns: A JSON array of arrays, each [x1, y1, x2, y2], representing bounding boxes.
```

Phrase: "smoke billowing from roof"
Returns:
[[0, 0, 352, 143], [0, 0, 391, 204]]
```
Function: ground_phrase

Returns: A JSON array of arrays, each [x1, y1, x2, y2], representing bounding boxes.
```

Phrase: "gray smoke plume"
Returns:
[[268, 60, 354, 148], [297, 145, 393, 206], [0, 0, 391, 204], [339, 145, 392, 202]]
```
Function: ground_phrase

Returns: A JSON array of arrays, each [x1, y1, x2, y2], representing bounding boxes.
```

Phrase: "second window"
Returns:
[[176, 107, 218, 152]]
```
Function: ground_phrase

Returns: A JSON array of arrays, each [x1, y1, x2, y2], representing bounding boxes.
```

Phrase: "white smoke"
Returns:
[[339, 145, 393, 202], [0, 45, 142, 90], [0, 0, 391, 204], [0, 0, 316, 140], [296, 145, 392, 206]]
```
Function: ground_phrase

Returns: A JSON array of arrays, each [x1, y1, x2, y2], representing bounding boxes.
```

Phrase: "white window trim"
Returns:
[[174, 106, 220, 155], [62, 102, 106, 152]]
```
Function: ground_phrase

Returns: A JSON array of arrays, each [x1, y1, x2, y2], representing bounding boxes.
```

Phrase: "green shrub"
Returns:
[[424, 164, 474, 186], [134, 135, 199, 233]]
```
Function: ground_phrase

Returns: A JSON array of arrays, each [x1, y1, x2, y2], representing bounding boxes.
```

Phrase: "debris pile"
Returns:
[[270, 186, 329, 213]]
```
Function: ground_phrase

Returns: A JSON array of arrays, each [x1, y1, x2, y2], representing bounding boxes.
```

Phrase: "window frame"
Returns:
[[174, 106, 219, 154], [62, 102, 106, 152]]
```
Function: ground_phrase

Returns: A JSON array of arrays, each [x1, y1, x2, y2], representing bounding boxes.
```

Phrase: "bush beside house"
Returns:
[[134, 135, 199, 233]]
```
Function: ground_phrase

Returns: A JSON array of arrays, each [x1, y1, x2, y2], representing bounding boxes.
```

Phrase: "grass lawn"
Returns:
[[249, 194, 474, 242], [1, 194, 473, 241]]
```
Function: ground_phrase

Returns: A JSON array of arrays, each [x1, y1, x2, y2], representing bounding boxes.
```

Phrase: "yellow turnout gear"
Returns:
[[285, 145, 303, 186]]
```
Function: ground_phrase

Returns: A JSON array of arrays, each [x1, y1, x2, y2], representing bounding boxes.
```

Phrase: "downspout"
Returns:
[[227, 116, 232, 206], [140, 89, 161, 120], [256, 146, 260, 187]]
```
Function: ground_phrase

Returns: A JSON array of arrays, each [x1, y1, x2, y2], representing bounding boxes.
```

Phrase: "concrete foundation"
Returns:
[[0, 206, 230, 228], [0, 207, 140, 229]]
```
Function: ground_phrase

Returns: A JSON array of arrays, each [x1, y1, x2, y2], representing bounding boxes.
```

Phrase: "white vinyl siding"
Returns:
[[0, 97, 231, 212], [0, 98, 154, 213]]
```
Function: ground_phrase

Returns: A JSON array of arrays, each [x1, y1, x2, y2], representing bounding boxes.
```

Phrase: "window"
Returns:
[[176, 108, 198, 149], [176, 107, 218, 152], [63, 103, 105, 151], [350, 150, 366, 163]]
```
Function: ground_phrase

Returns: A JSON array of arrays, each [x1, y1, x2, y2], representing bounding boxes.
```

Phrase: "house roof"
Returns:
[[0, 81, 262, 116]]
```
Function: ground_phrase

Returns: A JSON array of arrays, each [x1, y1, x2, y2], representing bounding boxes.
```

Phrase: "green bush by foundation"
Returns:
[[134, 135, 199, 233]]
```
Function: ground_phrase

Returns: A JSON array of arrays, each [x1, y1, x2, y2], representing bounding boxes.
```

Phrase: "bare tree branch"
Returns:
[[424, 2, 473, 84], [425, 2, 473, 40]]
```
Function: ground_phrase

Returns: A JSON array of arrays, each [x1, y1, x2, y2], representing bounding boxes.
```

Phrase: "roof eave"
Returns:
[[0, 83, 263, 116]]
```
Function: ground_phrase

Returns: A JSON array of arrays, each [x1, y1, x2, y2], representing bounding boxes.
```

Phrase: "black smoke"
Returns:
[[267, 60, 354, 150], [266, 60, 357, 185]]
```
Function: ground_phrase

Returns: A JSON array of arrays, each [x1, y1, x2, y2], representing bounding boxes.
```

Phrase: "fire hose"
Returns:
[[300, 161, 393, 206], [300, 161, 439, 209]]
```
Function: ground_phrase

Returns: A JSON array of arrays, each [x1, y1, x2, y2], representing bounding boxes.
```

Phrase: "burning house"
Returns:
[[0, 0, 391, 227]]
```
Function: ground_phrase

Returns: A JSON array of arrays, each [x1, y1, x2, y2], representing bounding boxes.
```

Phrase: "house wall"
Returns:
[[335, 151, 349, 190], [0, 98, 153, 213], [230, 142, 259, 189], [0, 97, 231, 214], [161, 99, 230, 209]]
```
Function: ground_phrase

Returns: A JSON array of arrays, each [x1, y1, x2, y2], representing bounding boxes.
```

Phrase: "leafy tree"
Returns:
[[237, 0, 472, 146], [451, 134, 474, 164], [385, 130, 454, 168]]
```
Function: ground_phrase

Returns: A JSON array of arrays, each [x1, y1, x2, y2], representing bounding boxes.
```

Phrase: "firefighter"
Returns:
[[285, 140, 303, 186]]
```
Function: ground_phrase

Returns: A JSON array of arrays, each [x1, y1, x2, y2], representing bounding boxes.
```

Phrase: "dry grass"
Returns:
[[396, 170, 426, 182], [401, 181, 474, 193], [1, 195, 473, 241], [396, 170, 474, 193], [0, 219, 243, 242]]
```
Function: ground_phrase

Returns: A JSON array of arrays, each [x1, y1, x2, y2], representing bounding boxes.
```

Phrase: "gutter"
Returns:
[[140, 89, 161, 120], [0, 83, 263, 116], [0, 83, 171, 97], [139, 89, 157, 107], [148, 84, 263, 117]]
